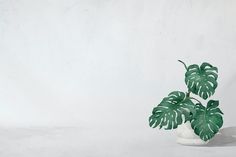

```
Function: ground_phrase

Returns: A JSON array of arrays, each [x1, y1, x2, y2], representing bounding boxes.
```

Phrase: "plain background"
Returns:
[[0, 0, 236, 132]]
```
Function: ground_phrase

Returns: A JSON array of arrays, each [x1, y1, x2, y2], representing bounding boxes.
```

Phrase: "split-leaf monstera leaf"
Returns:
[[149, 91, 195, 130], [185, 62, 218, 100], [190, 100, 223, 141]]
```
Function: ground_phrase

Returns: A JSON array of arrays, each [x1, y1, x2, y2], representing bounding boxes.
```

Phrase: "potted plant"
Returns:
[[148, 60, 223, 145]]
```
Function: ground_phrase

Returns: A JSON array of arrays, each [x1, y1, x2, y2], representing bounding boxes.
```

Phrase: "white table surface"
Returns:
[[0, 126, 235, 157]]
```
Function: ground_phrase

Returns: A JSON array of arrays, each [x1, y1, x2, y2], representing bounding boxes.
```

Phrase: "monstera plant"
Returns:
[[149, 60, 223, 142]]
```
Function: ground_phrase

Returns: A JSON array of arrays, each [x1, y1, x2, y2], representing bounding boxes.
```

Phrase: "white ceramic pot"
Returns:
[[176, 121, 209, 145]]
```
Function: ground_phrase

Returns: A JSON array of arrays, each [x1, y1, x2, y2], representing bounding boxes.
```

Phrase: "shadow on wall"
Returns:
[[207, 127, 236, 147]]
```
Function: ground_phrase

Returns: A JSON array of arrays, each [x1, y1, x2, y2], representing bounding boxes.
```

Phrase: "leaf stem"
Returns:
[[186, 90, 190, 97], [178, 60, 188, 70], [189, 97, 202, 104]]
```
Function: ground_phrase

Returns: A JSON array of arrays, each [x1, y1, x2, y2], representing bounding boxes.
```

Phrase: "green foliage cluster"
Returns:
[[149, 60, 223, 141]]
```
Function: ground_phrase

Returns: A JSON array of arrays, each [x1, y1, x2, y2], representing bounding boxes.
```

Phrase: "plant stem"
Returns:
[[189, 97, 202, 104], [186, 90, 190, 97], [178, 60, 188, 70]]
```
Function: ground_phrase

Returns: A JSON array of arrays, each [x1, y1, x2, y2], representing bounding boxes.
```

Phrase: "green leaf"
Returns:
[[149, 91, 195, 130], [185, 62, 218, 100], [190, 100, 223, 141]]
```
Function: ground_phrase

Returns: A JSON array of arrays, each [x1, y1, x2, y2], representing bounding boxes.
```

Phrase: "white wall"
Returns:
[[0, 0, 236, 128]]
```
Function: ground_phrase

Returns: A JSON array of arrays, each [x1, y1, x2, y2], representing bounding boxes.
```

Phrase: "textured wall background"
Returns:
[[0, 0, 236, 129]]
